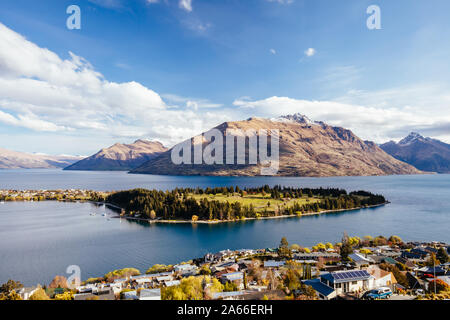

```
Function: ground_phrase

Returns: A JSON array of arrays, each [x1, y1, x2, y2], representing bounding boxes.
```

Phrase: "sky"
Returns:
[[0, 0, 449, 155]]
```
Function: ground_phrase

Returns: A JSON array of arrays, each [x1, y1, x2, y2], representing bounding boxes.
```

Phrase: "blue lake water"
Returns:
[[0, 169, 449, 285]]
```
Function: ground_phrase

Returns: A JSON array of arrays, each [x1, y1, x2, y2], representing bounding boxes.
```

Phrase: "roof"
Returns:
[[213, 291, 246, 299], [264, 260, 285, 268], [322, 270, 371, 284], [221, 272, 243, 281], [139, 289, 161, 299], [349, 253, 374, 263], [383, 257, 398, 265], [304, 279, 334, 297]]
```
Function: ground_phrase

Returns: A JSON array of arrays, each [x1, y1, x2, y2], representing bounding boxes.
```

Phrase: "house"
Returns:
[[18, 286, 39, 300], [303, 278, 337, 300], [164, 280, 181, 287], [174, 264, 198, 276], [213, 291, 248, 300], [220, 272, 244, 284], [122, 290, 139, 300], [139, 288, 161, 300], [366, 265, 397, 289], [264, 260, 285, 268], [304, 270, 372, 300], [294, 252, 340, 263], [416, 266, 447, 277], [349, 253, 375, 267]]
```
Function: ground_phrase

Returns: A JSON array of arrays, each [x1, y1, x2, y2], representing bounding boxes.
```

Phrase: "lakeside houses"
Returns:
[[5, 239, 449, 301], [0, 189, 109, 202]]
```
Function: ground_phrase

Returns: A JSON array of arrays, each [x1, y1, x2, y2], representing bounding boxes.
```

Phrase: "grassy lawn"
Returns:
[[189, 193, 321, 213]]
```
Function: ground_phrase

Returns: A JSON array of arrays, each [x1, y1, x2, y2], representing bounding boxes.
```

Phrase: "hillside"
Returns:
[[131, 114, 422, 177], [64, 140, 167, 171], [380, 132, 450, 173], [0, 148, 82, 169]]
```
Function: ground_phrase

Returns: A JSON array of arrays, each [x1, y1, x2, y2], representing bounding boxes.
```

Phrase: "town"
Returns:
[[0, 189, 108, 202], [1, 235, 449, 301]]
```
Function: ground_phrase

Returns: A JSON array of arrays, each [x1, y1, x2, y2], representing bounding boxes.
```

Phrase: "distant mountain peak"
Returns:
[[271, 113, 317, 125], [399, 132, 425, 146], [65, 139, 167, 171], [380, 132, 450, 173]]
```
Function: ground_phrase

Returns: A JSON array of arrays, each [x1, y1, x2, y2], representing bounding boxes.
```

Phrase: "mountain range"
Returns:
[[131, 114, 422, 177], [380, 132, 450, 173], [64, 139, 167, 171], [0, 148, 83, 169]]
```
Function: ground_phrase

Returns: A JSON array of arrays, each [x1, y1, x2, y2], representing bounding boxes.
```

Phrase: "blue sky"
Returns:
[[0, 0, 450, 155]]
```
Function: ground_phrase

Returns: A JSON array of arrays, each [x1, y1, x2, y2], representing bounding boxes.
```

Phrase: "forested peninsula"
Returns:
[[106, 185, 387, 223]]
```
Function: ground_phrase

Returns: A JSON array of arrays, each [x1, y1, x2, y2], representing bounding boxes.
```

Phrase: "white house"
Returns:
[[304, 270, 372, 300], [366, 265, 397, 289]]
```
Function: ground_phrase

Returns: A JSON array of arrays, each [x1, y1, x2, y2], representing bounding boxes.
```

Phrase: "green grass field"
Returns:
[[189, 193, 321, 213]]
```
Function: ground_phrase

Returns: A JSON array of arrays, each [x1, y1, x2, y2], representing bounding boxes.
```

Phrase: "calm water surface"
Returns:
[[0, 170, 449, 285]]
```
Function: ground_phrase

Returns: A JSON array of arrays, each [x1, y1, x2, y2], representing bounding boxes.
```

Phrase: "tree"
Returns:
[[436, 248, 449, 264], [428, 279, 450, 294], [388, 235, 403, 245], [150, 210, 156, 220], [54, 291, 74, 300], [340, 233, 354, 261], [49, 275, 68, 289], [146, 264, 171, 274], [0, 280, 23, 294], [29, 288, 50, 300], [279, 237, 291, 258], [191, 215, 199, 222], [426, 253, 441, 267], [0, 290, 22, 300]]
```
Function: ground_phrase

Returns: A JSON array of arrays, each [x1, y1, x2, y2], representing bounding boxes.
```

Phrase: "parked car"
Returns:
[[366, 287, 393, 300]]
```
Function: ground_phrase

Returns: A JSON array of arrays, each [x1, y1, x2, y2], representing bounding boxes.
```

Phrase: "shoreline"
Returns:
[[111, 202, 389, 225]]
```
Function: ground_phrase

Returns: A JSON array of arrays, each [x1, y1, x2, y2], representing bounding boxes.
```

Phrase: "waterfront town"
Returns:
[[0, 189, 108, 202], [1, 235, 449, 301]]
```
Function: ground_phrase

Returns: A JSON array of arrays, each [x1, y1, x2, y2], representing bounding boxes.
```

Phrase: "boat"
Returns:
[[102, 213, 106, 217], [0, 201, 5, 204], [90, 213, 96, 216]]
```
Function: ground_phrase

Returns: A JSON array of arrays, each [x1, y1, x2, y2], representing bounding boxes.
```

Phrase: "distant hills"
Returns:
[[131, 114, 422, 177], [380, 132, 450, 173], [0, 147, 82, 169], [64, 140, 167, 171]]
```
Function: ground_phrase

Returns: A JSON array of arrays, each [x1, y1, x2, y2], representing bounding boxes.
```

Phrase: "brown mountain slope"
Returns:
[[0, 147, 83, 169], [65, 140, 167, 171], [131, 115, 422, 177]]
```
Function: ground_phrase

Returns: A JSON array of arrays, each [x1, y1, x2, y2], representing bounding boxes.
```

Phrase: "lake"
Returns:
[[0, 169, 449, 285]]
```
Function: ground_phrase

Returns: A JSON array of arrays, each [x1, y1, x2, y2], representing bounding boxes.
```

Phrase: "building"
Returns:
[[139, 288, 161, 300], [304, 270, 372, 300], [264, 260, 285, 268], [220, 272, 244, 284], [366, 265, 397, 290], [174, 264, 198, 276], [349, 253, 376, 267]]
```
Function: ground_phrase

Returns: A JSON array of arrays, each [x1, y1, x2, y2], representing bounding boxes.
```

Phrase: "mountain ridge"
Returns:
[[380, 132, 450, 173], [0, 147, 83, 169], [64, 139, 167, 171], [131, 115, 422, 177]]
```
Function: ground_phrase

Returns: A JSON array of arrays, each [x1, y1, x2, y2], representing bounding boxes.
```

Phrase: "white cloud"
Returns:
[[0, 22, 227, 147], [179, 0, 193, 12], [304, 48, 316, 57], [233, 95, 450, 143], [270, 48, 277, 55]]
